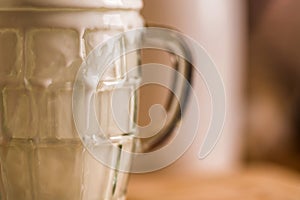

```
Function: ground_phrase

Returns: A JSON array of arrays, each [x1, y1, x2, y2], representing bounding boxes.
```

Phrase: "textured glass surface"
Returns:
[[0, 6, 143, 200]]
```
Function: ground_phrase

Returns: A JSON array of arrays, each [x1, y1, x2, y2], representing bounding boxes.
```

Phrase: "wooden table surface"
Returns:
[[127, 165, 300, 200]]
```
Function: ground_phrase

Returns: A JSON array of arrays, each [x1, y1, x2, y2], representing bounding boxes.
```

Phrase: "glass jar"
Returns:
[[0, 1, 143, 199]]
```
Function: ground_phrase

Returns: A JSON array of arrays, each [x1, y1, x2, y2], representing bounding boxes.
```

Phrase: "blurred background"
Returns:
[[128, 0, 300, 199]]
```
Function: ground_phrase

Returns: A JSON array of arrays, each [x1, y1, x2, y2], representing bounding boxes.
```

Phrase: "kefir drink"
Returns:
[[0, 1, 143, 199]]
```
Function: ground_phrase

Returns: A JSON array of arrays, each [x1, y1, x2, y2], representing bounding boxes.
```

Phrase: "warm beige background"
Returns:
[[140, 0, 247, 173], [128, 1, 300, 199]]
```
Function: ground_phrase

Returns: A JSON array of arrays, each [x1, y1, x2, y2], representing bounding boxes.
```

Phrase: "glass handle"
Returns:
[[139, 27, 193, 151], [73, 26, 226, 198], [72, 27, 194, 199]]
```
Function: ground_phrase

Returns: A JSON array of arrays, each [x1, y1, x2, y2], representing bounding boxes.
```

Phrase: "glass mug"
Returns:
[[0, 1, 192, 199]]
